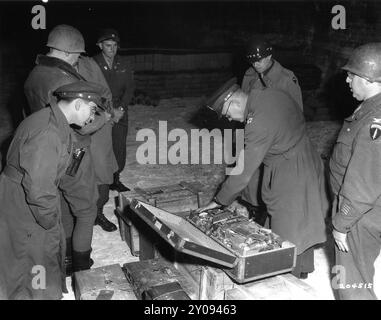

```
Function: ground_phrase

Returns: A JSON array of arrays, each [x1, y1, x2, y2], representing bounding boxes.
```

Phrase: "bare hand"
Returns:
[[333, 229, 349, 252], [104, 111, 112, 122], [194, 200, 221, 214], [113, 108, 125, 123]]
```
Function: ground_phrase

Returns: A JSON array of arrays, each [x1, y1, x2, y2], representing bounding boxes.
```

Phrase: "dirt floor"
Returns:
[[1, 92, 381, 300]]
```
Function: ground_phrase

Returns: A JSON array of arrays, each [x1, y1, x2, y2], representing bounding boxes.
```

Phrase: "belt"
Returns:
[[2, 165, 23, 183]]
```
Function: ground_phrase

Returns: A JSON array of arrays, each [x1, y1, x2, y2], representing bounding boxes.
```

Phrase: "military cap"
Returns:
[[53, 81, 105, 110], [246, 38, 273, 64], [97, 28, 120, 44], [205, 78, 239, 117]]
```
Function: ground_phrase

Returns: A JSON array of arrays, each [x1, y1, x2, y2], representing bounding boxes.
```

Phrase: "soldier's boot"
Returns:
[[95, 208, 117, 232], [110, 173, 130, 192], [72, 249, 92, 273]]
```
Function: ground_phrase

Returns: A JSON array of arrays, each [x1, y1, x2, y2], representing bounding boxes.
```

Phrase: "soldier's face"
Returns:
[[100, 40, 118, 59], [253, 55, 272, 74], [346, 72, 368, 101], [222, 100, 245, 122], [75, 99, 97, 127]]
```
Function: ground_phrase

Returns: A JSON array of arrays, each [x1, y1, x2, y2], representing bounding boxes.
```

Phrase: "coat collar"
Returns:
[[347, 92, 381, 122], [36, 55, 85, 81], [49, 100, 73, 143]]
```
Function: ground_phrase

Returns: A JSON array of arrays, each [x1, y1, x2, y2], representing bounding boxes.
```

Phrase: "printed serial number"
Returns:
[[187, 304, 237, 315]]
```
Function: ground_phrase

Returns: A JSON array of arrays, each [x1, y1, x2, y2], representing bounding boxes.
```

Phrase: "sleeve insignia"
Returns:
[[370, 119, 381, 140]]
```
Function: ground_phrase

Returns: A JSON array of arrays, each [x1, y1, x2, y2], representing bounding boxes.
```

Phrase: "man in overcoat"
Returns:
[[197, 78, 328, 279], [0, 81, 105, 299]]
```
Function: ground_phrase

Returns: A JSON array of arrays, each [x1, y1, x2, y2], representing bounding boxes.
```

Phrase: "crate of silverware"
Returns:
[[128, 199, 297, 284]]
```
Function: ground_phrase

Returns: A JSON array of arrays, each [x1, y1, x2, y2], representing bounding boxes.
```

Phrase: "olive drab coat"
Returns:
[[93, 53, 135, 127], [78, 56, 118, 184], [241, 59, 303, 110], [215, 88, 328, 254], [0, 103, 74, 299], [329, 92, 381, 300], [329, 92, 381, 232]]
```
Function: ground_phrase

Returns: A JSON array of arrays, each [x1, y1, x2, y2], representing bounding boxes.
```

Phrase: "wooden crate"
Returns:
[[115, 181, 211, 257], [123, 258, 199, 300], [74, 264, 137, 300], [224, 273, 320, 300]]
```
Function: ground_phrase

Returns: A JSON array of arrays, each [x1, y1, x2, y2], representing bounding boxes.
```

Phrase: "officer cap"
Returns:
[[246, 38, 273, 64], [205, 78, 239, 117], [54, 81, 106, 110], [97, 28, 120, 44]]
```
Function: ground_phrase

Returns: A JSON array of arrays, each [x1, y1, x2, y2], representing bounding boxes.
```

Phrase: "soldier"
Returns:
[[241, 38, 303, 109], [196, 78, 328, 279], [76, 56, 122, 233], [240, 38, 304, 225], [330, 43, 381, 300], [0, 81, 105, 300], [23, 24, 112, 274], [93, 28, 135, 193]]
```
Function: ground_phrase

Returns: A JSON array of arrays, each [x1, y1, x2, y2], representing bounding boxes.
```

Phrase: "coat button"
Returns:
[[347, 128, 350, 132]]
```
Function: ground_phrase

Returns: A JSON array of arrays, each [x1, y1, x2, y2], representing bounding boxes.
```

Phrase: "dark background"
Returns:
[[1, 0, 381, 122]]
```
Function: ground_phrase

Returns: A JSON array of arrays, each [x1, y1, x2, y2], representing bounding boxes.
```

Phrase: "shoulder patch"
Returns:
[[370, 118, 381, 140]]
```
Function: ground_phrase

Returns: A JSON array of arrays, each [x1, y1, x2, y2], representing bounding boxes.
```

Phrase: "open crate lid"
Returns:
[[129, 199, 238, 268]]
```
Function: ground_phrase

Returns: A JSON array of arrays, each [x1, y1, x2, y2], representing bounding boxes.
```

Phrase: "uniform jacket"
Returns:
[[77, 56, 118, 184], [215, 88, 327, 254], [329, 92, 381, 233], [241, 59, 303, 110], [24, 55, 107, 139], [93, 53, 135, 126], [0, 103, 74, 299]]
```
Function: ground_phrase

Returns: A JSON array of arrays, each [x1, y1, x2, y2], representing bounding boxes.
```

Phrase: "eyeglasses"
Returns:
[[223, 100, 233, 117]]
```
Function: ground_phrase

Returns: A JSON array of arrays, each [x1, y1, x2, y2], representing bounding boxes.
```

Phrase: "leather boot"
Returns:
[[95, 210, 117, 232], [110, 173, 130, 192], [64, 237, 73, 277], [72, 249, 92, 273]]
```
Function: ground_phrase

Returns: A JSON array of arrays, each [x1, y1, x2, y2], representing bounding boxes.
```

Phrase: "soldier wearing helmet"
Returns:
[[24, 25, 114, 279], [93, 28, 135, 196], [329, 43, 381, 300], [242, 38, 303, 110]]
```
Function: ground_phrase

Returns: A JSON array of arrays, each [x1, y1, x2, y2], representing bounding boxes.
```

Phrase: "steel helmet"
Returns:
[[246, 38, 273, 64], [342, 43, 381, 83], [46, 24, 85, 53]]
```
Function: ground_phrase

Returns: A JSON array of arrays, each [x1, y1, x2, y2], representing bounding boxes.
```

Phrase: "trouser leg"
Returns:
[[60, 150, 98, 253], [334, 210, 381, 300], [112, 122, 128, 175], [95, 184, 117, 232], [292, 246, 315, 278], [60, 192, 74, 239]]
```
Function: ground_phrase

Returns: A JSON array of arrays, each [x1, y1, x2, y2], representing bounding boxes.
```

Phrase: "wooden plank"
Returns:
[[230, 273, 320, 300], [74, 264, 137, 300], [199, 266, 235, 300]]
